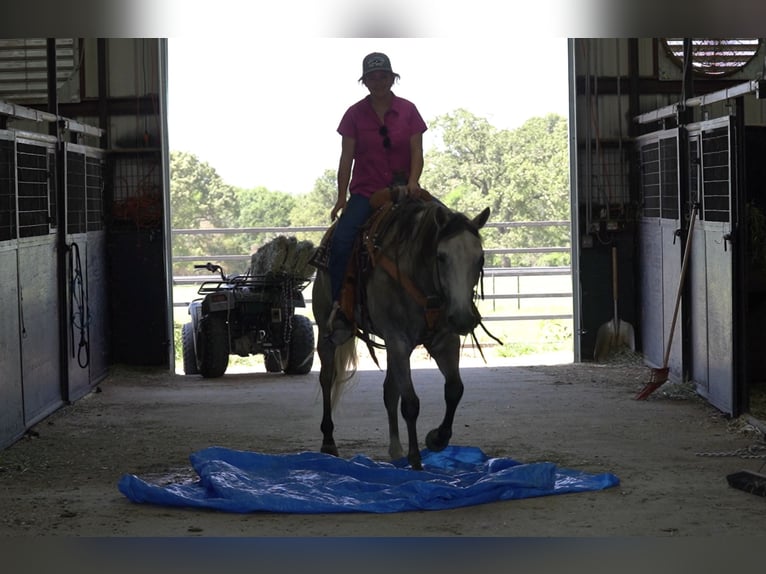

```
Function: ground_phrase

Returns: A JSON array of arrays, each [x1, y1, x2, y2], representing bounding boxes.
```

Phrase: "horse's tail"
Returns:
[[331, 337, 358, 410]]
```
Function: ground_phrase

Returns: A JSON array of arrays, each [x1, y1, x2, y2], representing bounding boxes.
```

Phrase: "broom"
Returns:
[[635, 203, 699, 400]]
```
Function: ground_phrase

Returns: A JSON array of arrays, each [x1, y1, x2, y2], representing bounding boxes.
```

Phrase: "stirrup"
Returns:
[[327, 302, 353, 345]]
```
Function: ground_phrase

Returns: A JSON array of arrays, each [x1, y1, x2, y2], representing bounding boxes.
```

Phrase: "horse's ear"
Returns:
[[434, 206, 450, 230], [472, 207, 490, 230]]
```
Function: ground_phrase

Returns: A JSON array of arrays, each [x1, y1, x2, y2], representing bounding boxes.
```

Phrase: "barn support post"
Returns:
[[97, 39, 109, 151], [48, 38, 70, 404], [567, 39, 582, 361], [157, 39, 175, 372], [733, 95, 748, 415], [627, 39, 641, 352], [677, 39, 694, 384]]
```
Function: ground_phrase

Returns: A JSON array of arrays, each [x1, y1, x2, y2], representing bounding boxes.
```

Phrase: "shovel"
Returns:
[[594, 245, 635, 361]]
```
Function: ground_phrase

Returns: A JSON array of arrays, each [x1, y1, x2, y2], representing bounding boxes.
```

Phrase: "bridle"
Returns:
[[373, 213, 484, 331]]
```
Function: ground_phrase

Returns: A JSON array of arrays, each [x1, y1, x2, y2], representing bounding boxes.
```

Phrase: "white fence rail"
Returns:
[[170, 222, 573, 326]]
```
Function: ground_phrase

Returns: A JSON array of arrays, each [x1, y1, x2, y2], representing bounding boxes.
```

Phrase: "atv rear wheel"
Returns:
[[181, 322, 199, 375], [198, 314, 229, 378], [284, 314, 315, 375]]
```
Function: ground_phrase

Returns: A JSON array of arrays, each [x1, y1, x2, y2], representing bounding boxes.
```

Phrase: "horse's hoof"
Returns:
[[321, 444, 339, 457], [426, 428, 450, 452], [408, 456, 423, 471], [389, 447, 404, 461]]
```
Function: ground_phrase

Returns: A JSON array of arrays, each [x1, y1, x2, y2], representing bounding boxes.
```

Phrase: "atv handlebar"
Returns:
[[195, 262, 226, 280]]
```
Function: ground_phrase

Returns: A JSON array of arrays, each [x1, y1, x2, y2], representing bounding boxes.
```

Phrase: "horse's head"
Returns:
[[434, 206, 491, 334]]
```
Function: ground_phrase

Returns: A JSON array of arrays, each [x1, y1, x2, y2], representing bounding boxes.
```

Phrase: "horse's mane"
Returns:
[[390, 200, 480, 251]]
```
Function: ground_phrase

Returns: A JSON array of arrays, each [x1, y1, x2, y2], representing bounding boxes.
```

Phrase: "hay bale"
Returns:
[[250, 236, 315, 280]]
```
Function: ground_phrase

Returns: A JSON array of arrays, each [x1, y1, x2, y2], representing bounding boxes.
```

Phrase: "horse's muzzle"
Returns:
[[447, 310, 480, 335]]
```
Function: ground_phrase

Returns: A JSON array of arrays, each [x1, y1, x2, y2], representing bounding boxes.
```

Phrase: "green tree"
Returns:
[[290, 169, 338, 241], [505, 114, 570, 221], [170, 150, 239, 228], [170, 150, 241, 274], [236, 186, 296, 254], [423, 108, 510, 215], [422, 110, 570, 267], [503, 114, 570, 266]]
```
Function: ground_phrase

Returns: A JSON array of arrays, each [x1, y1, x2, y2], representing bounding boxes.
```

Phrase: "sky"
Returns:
[[167, 37, 570, 195]]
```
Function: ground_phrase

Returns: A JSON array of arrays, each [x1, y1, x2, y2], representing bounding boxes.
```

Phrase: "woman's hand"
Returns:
[[330, 197, 347, 222], [406, 181, 421, 197]]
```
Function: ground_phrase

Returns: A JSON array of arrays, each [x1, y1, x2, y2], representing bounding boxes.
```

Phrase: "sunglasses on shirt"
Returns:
[[379, 125, 391, 149]]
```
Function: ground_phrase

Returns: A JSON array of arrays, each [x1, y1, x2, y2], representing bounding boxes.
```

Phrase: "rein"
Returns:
[[363, 200, 446, 331], [373, 252, 442, 330]]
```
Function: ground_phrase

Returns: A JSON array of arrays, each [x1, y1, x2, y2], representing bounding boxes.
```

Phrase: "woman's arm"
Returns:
[[407, 131, 424, 193], [332, 135, 355, 221]]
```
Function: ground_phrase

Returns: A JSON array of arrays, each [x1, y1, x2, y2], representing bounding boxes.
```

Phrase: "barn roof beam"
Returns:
[[634, 79, 766, 125], [0, 100, 56, 123], [0, 97, 103, 138]]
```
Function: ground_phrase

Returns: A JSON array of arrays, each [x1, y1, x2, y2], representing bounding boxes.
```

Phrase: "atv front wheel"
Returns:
[[198, 314, 229, 378], [181, 322, 199, 375]]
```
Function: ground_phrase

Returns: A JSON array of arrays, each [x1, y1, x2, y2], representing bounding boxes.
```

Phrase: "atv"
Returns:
[[182, 257, 315, 378]]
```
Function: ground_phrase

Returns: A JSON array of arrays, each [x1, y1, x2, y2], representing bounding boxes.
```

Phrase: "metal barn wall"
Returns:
[[0, 38, 170, 450], [55, 38, 170, 365], [0, 123, 109, 449], [571, 38, 766, 416]]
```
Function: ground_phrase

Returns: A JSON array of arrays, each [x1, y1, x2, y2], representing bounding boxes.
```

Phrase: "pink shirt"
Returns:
[[337, 93, 427, 198]]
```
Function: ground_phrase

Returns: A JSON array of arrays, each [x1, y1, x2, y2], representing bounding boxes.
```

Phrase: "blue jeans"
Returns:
[[328, 193, 373, 303]]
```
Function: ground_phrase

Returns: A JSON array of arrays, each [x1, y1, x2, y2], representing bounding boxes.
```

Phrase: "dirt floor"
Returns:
[[1, 347, 766, 538]]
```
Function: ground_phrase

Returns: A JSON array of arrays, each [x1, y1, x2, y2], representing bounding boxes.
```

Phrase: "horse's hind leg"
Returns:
[[383, 370, 404, 461], [314, 270, 339, 457], [424, 332, 464, 452], [317, 335, 338, 457]]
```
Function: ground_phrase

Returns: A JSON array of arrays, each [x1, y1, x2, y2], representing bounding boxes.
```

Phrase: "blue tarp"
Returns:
[[118, 445, 619, 513]]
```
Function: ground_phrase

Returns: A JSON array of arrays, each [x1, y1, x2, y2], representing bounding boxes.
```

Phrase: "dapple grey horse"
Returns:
[[313, 198, 490, 470]]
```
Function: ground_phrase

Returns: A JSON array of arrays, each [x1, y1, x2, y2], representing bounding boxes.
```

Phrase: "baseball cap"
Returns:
[[359, 52, 396, 80]]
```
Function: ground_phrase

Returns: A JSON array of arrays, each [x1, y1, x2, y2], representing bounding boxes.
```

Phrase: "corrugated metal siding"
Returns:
[[85, 232, 109, 385], [0, 247, 23, 448], [0, 38, 79, 103], [19, 237, 62, 426]]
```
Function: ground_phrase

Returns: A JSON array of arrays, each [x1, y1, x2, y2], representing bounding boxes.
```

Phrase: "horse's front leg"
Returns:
[[424, 331, 464, 452], [386, 338, 422, 470], [317, 336, 338, 457]]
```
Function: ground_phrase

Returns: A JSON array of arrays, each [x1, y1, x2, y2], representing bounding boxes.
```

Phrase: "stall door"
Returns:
[[637, 129, 684, 377], [688, 118, 735, 414], [65, 143, 108, 400]]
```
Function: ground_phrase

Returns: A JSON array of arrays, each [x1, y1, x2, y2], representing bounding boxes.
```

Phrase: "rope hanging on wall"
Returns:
[[69, 242, 90, 369]]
